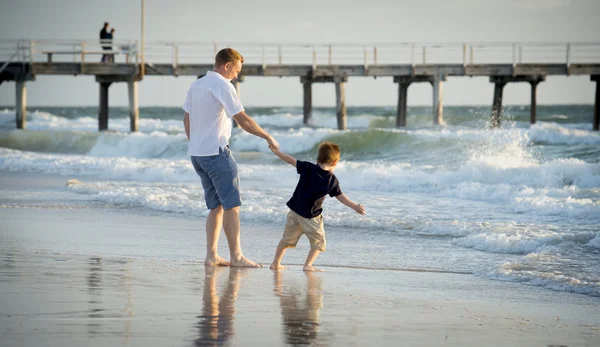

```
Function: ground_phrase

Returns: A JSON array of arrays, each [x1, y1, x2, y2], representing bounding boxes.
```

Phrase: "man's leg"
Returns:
[[222, 207, 262, 267], [205, 206, 229, 266]]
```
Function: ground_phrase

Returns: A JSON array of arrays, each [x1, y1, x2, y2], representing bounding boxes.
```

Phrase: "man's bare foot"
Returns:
[[269, 263, 287, 271], [303, 266, 324, 272], [230, 256, 263, 268], [204, 255, 230, 267]]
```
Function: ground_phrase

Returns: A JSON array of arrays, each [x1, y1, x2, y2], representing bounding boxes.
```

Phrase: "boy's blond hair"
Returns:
[[317, 141, 340, 165], [215, 48, 244, 67]]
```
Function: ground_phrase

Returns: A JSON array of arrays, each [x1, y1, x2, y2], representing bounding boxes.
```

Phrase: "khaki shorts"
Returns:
[[279, 210, 326, 252]]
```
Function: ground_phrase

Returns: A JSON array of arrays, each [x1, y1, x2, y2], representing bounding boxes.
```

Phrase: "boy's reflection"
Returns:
[[195, 267, 246, 346], [274, 271, 324, 346]]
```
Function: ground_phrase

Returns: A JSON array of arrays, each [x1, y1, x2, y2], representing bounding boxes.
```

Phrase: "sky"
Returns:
[[1, 0, 599, 107]]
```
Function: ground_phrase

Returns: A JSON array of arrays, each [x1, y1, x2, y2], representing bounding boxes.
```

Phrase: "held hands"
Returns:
[[353, 203, 366, 215], [267, 136, 280, 151]]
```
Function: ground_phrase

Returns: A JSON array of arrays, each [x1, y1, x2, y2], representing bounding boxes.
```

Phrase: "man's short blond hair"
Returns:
[[215, 48, 244, 66], [317, 141, 340, 165]]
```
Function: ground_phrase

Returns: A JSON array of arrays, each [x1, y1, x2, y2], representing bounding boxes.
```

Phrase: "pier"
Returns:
[[1, 40, 600, 131]]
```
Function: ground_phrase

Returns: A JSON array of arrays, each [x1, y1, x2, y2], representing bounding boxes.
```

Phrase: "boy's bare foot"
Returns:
[[230, 256, 263, 268], [303, 266, 324, 272], [269, 263, 287, 270], [204, 255, 230, 266]]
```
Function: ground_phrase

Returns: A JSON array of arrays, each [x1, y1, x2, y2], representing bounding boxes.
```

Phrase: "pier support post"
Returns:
[[127, 77, 139, 132], [529, 80, 539, 125], [593, 75, 600, 131], [303, 80, 312, 125], [15, 80, 26, 129], [396, 81, 409, 127], [393, 76, 432, 128], [432, 75, 445, 125], [490, 77, 507, 128], [528, 76, 545, 125], [335, 76, 347, 130], [231, 76, 243, 128], [98, 82, 111, 131]]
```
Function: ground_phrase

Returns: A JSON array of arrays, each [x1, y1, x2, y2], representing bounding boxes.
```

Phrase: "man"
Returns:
[[183, 48, 279, 268], [99, 22, 110, 63], [106, 28, 115, 63]]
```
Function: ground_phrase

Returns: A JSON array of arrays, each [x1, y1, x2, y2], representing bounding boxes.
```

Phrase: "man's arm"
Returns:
[[183, 112, 190, 140], [271, 148, 297, 167], [335, 194, 366, 215], [233, 111, 279, 150]]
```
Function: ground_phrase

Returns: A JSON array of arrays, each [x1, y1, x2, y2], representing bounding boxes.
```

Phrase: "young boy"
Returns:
[[269, 141, 366, 272]]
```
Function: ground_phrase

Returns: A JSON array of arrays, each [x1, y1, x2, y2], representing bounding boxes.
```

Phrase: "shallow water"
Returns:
[[0, 105, 599, 297]]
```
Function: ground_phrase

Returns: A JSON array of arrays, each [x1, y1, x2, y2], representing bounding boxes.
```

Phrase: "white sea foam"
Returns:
[[588, 233, 600, 249], [492, 250, 600, 296], [231, 127, 338, 154], [452, 226, 596, 254], [2, 143, 599, 221], [0, 110, 185, 133], [88, 131, 188, 158], [528, 122, 600, 145]]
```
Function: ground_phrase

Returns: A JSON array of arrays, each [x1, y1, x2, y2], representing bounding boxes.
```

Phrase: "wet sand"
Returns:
[[1, 205, 599, 347]]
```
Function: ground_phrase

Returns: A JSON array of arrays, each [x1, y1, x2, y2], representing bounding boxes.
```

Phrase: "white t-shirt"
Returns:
[[183, 71, 244, 157]]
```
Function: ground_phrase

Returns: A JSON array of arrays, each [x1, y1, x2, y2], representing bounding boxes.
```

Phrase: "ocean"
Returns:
[[0, 105, 599, 297]]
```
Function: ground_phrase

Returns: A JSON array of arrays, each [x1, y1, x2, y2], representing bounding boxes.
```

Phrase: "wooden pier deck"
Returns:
[[1, 40, 599, 131]]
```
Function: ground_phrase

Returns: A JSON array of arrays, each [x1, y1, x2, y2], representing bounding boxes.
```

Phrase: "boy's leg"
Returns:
[[303, 249, 324, 272], [270, 211, 302, 270], [270, 243, 289, 270], [301, 214, 326, 272]]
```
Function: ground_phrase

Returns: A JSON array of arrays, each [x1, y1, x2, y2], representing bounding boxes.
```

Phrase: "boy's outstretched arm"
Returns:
[[335, 194, 366, 215], [270, 147, 297, 167]]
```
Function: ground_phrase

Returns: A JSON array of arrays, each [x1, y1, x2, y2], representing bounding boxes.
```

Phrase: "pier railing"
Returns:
[[2, 40, 600, 69]]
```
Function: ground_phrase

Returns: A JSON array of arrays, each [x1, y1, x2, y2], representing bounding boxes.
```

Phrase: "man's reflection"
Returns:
[[87, 256, 103, 336], [195, 267, 246, 346], [274, 271, 324, 346]]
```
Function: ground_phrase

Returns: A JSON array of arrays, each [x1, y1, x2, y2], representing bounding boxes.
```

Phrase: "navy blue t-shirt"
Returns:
[[286, 161, 342, 219]]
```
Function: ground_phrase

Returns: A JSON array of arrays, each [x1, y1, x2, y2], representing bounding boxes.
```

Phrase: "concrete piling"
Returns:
[[491, 80, 506, 128], [303, 80, 312, 125], [432, 75, 445, 125], [335, 76, 347, 130], [396, 82, 409, 127], [592, 75, 599, 131], [98, 82, 111, 131], [15, 80, 26, 129], [127, 77, 139, 132]]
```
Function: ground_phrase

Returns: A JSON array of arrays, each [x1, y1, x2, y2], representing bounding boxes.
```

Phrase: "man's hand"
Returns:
[[353, 203, 366, 215], [267, 136, 280, 151]]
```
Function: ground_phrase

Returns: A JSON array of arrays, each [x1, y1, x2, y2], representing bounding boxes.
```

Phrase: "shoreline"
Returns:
[[1, 208, 599, 346], [1, 168, 599, 345]]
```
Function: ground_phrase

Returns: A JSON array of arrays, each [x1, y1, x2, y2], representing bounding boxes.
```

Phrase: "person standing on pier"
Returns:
[[106, 28, 115, 63], [99, 22, 110, 63], [183, 48, 280, 268]]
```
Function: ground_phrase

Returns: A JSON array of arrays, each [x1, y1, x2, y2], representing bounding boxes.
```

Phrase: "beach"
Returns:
[[1, 172, 600, 346], [1, 105, 600, 346]]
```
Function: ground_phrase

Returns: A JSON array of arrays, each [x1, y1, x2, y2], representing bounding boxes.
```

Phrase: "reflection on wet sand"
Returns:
[[195, 267, 247, 346], [85, 256, 134, 343], [274, 271, 324, 346], [87, 256, 103, 336]]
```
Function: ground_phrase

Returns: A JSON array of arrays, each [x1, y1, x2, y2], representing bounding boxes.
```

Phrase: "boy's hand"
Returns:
[[267, 136, 280, 151], [353, 203, 366, 215], [269, 145, 278, 153]]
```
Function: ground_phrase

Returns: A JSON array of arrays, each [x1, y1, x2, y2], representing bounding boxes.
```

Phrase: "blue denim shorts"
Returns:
[[191, 146, 242, 210]]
